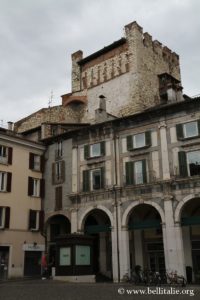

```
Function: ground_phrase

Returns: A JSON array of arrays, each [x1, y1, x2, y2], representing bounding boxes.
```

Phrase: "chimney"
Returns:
[[7, 121, 13, 131], [98, 95, 106, 111]]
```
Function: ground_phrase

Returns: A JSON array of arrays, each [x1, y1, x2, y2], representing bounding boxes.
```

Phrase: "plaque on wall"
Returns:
[[75, 245, 90, 265]]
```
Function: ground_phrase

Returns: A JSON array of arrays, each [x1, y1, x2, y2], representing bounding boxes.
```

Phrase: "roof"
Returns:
[[78, 38, 127, 66]]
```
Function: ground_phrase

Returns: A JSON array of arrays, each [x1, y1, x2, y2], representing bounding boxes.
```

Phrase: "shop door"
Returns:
[[192, 250, 200, 283], [0, 247, 9, 280], [24, 251, 42, 277]]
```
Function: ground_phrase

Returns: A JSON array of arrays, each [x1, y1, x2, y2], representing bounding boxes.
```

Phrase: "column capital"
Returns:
[[158, 121, 167, 129], [162, 195, 174, 201]]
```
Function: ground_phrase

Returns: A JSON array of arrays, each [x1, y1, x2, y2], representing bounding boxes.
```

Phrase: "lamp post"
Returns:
[[112, 184, 120, 283]]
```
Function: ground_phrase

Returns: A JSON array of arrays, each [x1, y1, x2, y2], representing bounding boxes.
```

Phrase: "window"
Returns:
[[0, 146, 12, 165], [52, 161, 65, 184], [176, 121, 200, 140], [55, 141, 63, 158], [125, 160, 147, 185], [0, 207, 10, 229], [59, 247, 71, 266], [84, 141, 105, 159], [28, 177, 45, 197], [29, 153, 42, 171], [75, 245, 90, 265], [82, 168, 104, 192], [127, 132, 151, 151], [28, 209, 43, 231], [178, 150, 200, 177], [0, 172, 12, 192]]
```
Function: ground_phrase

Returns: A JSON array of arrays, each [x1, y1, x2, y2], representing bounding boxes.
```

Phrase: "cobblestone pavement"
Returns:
[[0, 280, 200, 300]]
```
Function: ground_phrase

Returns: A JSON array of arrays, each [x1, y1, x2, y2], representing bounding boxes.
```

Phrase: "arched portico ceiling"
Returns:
[[122, 200, 165, 227], [175, 194, 200, 223], [78, 205, 113, 232]]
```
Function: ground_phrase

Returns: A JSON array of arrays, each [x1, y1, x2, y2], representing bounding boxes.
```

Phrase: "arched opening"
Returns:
[[127, 204, 165, 274], [46, 215, 71, 266], [181, 198, 200, 283], [83, 209, 112, 281]]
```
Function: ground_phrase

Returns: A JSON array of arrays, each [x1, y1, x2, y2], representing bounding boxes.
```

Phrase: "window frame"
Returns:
[[91, 168, 102, 190], [29, 210, 40, 231], [133, 133, 146, 149], [0, 207, 6, 229], [186, 150, 200, 177], [90, 143, 101, 158], [32, 178, 40, 197], [183, 121, 198, 139], [0, 172, 7, 192]]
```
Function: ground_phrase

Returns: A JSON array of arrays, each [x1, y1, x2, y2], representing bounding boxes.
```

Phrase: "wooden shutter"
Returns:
[[40, 179, 45, 198], [83, 170, 90, 192], [197, 120, 200, 136], [29, 153, 34, 169], [84, 144, 90, 159], [40, 156, 45, 172], [142, 160, 147, 183], [55, 187, 62, 211], [100, 167, 105, 189], [61, 161, 65, 182], [5, 207, 10, 229], [29, 209, 36, 230], [125, 161, 134, 185], [176, 124, 184, 140], [39, 210, 44, 232], [145, 131, 152, 147], [100, 141, 106, 156], [28, 177, 33, 196], [127, 135, 133, 151], [8, 147, 13, 165], [178, 151, 188, 177], [6, 172, 12, 192]]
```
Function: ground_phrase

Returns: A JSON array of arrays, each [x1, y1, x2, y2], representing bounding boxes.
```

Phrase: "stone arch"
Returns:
[[45, 212, 71, 224], [78, 205, 113, 232], [174, 194, 199, 223], [122, 200, 165, 227]]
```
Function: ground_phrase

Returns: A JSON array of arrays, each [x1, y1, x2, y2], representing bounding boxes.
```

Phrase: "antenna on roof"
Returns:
[[48, 90, 54, 108]]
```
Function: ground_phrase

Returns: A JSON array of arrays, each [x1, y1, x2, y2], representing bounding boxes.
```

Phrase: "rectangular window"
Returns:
[[133, 133, 146, 149], [29, 153, 42, 171], [75, 245, 90, 266], [187, 151, 200, 176], [84, 141, 105, 159], [125, 160, 147, 185], [0, 207, 10, 229], [82, 168, 104, 192], [55, 161, 62, 180], [29, 210, 39, 231], [0, 172, 7, 191], [0, 207, 5, 228], [0, 145, 7, 158], [183, 122, 198, 138], [127, 132, 151, 151], [33, 179, 40, 197], [33, 155, 41, 171], [56, 141, 63, 158], [90, 143, 101, 157]]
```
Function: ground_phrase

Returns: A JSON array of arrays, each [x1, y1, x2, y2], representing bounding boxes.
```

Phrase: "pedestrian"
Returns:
[[41, 252, 48, 280]]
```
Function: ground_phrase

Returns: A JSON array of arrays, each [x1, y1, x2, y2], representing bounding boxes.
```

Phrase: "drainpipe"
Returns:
[[113, 130, 120, 283]]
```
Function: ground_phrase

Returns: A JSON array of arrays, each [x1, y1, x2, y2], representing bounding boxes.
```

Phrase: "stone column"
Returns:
[[70, 208, 78, 233], [72, 146, 78, 193], [159, 121, 170, 180], [111, 205, 120, 282], [182, 226, 193, 280], [99, 232, 107, 275], [119, 226, 130, 280], [162, 196, 185, 276]]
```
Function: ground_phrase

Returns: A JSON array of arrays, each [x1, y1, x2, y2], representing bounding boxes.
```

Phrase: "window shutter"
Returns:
[[5, 207, 10, 229], [142, 160, 147, 183], [29, 209, 36, 230], [176, 124, 184, 140], [6, 172, 12, 192], [84, 145, 90, 159], [100, 167, 105, 189], [8, 147, 13, 165], [125, 161, 134, 185], [61, 161, 65, 182], [127, 135, 133, 151], [40, 156, 45, 172], [55, 187, 62, 211], [28, 177, 33, 196], [83, 170, 90, 192], [52, 163, 55, 184], [178, 151, 188, 177], [145, 131, 152, 147], [100, 141, 106, 156], [39, 210, 44, 232], [40, 179, 45, 198], [29, 153, 34, 169], [198, 120, 200, 136]]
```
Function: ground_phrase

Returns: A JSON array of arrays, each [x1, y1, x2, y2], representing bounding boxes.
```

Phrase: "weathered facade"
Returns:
[[43, 97, 200, 283], [0, 128, 45, 279]]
